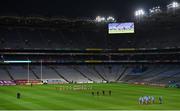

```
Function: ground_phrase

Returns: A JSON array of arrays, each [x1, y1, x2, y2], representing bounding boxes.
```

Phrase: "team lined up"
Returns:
[[138, 96, 163, 104], [92, 90, 112, 96]]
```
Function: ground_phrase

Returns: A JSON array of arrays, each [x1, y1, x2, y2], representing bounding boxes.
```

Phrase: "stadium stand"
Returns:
[[1, 13, 180, 86], [53, 66, 90, 83], [30, 66, 62, 80], [75, 65, 103, 82], [6, 66, 36, 80], [1, 65, 180, 84], [0, 15, 180, 49], [0, 67, 11, 80]]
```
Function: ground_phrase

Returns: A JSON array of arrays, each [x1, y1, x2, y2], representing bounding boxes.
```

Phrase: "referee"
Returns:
[[17, 93, 21, 99]]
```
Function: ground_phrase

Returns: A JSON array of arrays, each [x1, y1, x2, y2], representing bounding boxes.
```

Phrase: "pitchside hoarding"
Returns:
[[108, 22, 134, 34], [0, 80, 16, 86]]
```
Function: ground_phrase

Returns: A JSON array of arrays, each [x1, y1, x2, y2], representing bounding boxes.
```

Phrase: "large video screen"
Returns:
[[108, 22, 134, 34]]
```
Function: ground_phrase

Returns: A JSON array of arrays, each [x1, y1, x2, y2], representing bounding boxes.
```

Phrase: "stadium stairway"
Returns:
[[21, 66, 40, 80], [94, 66, 109, 81], [31, 66, 65, 80], [0, 67, 12, 80], [72, 66, 93, 82], [54, 66, 89, 83], [76, 66, 103, 83], [129, 66, 156, 82], [143, 66, 174, 83], [151, 66, 180, 83], [112, 66, 125, 81], [28, 67, 40, 79], [133, 65, 167, 82], [3, 67, 14, 80], [93, 66, 108, 82], [49, 66, 70, 83], [7, 66, 36, 80], [125, 66, 155, 83], [116, 67, 128, 81], [95, 65, 118, 82]]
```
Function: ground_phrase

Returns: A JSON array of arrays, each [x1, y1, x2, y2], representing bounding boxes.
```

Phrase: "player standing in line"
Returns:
[[145, 96, 149, 104], [141, 96, 144, 104], [139, 96, 142, 104], [109, 90, 111, 96], [148, 96, 151, 104], [92, 92, 94, 96], [159, 96, 163, 104], [151, 96, 155, 104], [97, 91, 99, 96], [17, 93, 21, 99], [143, 96, 146, 104], [102, 91, 105, 96]]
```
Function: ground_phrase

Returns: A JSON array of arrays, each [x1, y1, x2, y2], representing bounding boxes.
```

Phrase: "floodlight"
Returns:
[[95, 16, 106, 22], [149, 6, 161, 14], [107, 16, 115, 22], [172, 2, 179, 8], [135, 9, 145, 16], [167, 1, 179, 9], [101, 17, 105, 21]]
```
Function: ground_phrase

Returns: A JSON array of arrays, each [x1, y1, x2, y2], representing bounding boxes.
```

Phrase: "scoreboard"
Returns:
[[108, 22, 134, 34]]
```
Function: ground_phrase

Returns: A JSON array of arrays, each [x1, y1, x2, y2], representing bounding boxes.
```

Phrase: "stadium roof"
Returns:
[[0, 0, 175, 19]]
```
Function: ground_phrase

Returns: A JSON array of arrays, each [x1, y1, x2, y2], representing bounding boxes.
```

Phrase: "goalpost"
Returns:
[[26, 59, 43, 84]]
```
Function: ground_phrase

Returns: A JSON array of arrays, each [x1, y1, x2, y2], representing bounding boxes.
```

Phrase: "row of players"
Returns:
[[92, 90, 112, 96], [138, 96, 163, 104]]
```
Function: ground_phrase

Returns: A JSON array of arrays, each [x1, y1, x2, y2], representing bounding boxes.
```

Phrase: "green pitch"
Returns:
[[0, 83, 180, 110]]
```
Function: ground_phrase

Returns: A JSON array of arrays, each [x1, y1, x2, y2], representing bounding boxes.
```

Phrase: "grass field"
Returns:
[[0, 83, 180, 110]]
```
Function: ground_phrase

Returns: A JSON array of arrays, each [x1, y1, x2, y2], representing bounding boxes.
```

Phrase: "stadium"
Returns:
[[0, 0, 180, 110]]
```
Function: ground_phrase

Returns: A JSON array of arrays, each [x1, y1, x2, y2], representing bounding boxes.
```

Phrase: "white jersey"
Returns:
[[139, 97, 142, 101], [145, 96, 149, 103], [151, 96, 155, 101], [148, 96, 151, 100], [139, 97, 142, 104], [141, 97, 144, 103]]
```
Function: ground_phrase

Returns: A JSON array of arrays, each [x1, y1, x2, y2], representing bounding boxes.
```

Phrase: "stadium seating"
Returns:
[[54, 66, 91, 83], [30, 66, 63, 80], [0, 67, 11, 80], [7, 66, 36, 80], [1, 65, 180, 84], [74, 65, 103, 82], [0, 24, 180, 49]]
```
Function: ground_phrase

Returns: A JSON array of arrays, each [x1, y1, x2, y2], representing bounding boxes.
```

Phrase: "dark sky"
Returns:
[[0, 0, 176, 19]]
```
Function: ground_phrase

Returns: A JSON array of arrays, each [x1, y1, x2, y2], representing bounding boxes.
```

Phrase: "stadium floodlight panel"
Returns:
[[172, 2, 179, 8], [167, 1, 179, 9], [149, 6, 161, 14], [107, 16, 115, 21], [95, 16, 106, 22], [135, 9, 145, 16]]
